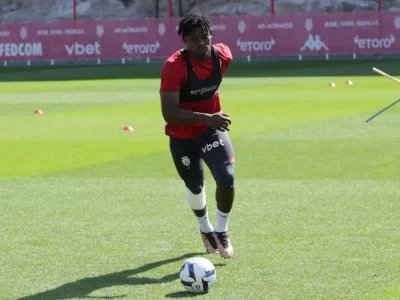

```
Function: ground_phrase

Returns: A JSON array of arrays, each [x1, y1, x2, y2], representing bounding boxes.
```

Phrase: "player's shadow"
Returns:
[[165, 292, 207, 298], [17, 253, 203, 300]]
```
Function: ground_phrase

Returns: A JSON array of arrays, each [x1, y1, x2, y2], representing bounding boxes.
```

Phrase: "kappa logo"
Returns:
[[301, 18, 329, 51], [202, 139, 225, 153], [181, 156, 190, 167], [300, 34, 329, 51]]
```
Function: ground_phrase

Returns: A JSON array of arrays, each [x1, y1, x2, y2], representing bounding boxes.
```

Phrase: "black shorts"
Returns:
[[169, 128, 235, 188]]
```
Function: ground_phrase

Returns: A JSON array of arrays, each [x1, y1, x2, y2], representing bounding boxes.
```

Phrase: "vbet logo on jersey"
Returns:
[[202, 139, 225, 154], [0, 26, 43, 57]]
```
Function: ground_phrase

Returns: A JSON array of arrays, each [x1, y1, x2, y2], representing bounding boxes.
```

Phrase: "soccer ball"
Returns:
[[179, 257, 216, 293]]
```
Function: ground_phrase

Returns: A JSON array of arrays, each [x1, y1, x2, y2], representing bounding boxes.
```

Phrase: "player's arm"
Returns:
[[160, 59, 231, 130], [160, 91, 212, 124], [160, 92, 231, 131], [160, 59, 211, 124]]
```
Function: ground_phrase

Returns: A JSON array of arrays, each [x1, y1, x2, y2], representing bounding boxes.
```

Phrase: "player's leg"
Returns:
[[198, 129, 235, 258], [169, 137, 218, 254]]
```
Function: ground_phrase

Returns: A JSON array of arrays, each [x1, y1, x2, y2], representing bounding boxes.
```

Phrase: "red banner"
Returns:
[[0, 12, 399, 61]]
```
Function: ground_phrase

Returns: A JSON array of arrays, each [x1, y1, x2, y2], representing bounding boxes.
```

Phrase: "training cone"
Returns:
[[329, 82, 336, 87], [346, 80, 353, 85], [123, 125, 134, 132], [34, 109, 43, 114]]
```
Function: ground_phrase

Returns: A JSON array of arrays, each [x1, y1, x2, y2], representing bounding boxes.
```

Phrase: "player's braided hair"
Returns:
[[177, 13, 212, 39]]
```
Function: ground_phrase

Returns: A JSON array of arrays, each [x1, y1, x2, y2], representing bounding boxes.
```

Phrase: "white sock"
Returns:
[[215, 209, 231, 233], [196, 211, 214, 233], [186, 184, 214, 233]]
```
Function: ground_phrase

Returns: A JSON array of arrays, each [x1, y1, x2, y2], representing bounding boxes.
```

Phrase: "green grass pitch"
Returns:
[[1, 59, 399, 299]]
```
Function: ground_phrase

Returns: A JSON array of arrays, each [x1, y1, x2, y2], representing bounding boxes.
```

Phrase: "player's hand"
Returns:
[[206, 112, 231, 132]]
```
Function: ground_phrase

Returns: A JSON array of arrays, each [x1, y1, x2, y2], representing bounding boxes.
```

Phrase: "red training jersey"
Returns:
[[160, 43, 233, 139]]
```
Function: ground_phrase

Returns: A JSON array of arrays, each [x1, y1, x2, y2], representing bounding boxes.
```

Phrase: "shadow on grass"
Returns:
[[165, 291, 208, 298], [18, 253, 204, 300]]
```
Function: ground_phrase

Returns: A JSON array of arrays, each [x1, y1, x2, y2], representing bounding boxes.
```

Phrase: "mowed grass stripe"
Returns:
[[0, 178, 399, 299], [2, 73, 399, 178], [1, 61, 400, 299]]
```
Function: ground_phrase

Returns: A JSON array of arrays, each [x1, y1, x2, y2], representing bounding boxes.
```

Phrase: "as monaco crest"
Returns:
[[238, 21, 246, 33], [158, 23, 166, 36], [305, 19, 313, 32], [96, 25, 104, 38], [394, 16, 400, 30], [20, 26, 27, 40]]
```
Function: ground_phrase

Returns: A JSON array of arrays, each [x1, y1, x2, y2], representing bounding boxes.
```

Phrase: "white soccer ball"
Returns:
[[179, 257, 216, 293]]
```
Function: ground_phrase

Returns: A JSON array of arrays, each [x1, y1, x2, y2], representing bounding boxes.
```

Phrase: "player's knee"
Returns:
[[184, 181, 204, 194], [216, 164, 234, 188], [217, 174, 234, 188]]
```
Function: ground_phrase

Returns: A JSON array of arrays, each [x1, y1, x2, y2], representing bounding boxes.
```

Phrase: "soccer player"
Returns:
[[159, 13, 235, 258]]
